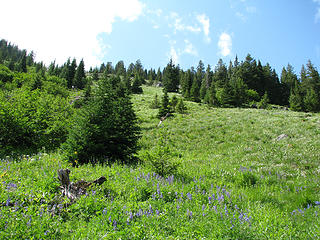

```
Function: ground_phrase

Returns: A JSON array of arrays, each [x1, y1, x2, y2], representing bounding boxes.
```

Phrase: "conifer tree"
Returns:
[[131, 74, 143, 94], [74, 59, 86, 89], [163, 58, 179, 92], [158, 90, 170, 118], [63, 75, 140, 164], [176, 98, 187, 114], [190, 77, 200, 102], [289, 84, 304, 111]]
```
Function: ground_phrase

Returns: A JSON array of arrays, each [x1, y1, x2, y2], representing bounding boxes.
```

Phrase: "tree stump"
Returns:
[[57, 169, 106, 200]]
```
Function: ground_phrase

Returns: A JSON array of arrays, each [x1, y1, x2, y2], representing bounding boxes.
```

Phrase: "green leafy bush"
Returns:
[[142, 130, 180, 176], [0, 88, 72, 156]]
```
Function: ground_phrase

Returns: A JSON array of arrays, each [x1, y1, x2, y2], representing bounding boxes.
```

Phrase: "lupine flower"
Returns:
[[102, 208, 108, 215], [187, 209, 193, 218], [27, 216, 32, 227], [208, 196, 212, 204], [113, 220, 117, 230], [315, 201, 320, 205], [156, 210, 160, 215], [5, 198, 10, 206], [187, 193, 192, 201]]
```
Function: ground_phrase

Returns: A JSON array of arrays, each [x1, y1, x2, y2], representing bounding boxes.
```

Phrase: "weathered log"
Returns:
[[57, 169, 106, 200], [157, 112, 171, 127]]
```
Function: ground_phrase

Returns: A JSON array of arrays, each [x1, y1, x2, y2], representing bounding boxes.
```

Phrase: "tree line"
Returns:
[[1, 38, 320, 163]]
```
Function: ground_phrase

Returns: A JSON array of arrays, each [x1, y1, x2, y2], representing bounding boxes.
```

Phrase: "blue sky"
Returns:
[[1, 0, 320, 76]]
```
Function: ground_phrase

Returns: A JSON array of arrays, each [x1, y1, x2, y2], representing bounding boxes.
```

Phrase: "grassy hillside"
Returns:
[[1, 86, 320, 239]]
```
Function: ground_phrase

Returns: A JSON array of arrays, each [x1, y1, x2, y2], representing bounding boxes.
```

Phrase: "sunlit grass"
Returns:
[[1, 85, 319, 239]]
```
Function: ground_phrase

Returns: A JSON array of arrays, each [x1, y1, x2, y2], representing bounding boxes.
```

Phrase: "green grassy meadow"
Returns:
[[1, 86, 320, 239]]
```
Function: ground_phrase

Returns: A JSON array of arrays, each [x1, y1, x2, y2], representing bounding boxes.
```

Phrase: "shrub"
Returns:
[[0, 88, 72, 156], [62, 75, 141, 165], [142, 130, 180, 176], [176, 98, 187, 114]]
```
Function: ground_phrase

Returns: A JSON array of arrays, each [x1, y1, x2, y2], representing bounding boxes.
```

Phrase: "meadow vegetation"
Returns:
[[0, 39, 320, 239], [1, 85, 320, 239]]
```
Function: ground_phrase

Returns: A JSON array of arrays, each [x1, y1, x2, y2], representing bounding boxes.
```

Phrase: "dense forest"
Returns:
[[1, 38, 320, 159]]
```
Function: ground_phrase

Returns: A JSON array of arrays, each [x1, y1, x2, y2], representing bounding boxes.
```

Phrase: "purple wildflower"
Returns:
[[113, 220, 117, 230], [5, 198, 10, 207], [187, 192, 192, 201], [102, 208, 108, 215]]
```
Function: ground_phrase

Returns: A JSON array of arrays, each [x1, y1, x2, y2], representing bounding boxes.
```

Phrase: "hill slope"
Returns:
[[1, 86, 320, 239]]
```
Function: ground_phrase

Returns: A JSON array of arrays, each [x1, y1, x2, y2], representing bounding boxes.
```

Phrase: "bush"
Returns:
[[176, 98, 187, 114], [0, 88, 72, 156], [142, 130, 180, 176], [62, 75, 141, 165]]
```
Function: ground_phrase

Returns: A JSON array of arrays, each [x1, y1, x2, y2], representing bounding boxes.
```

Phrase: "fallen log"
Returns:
[[157, 112, 171, 127], [57, 169, 106, 200]]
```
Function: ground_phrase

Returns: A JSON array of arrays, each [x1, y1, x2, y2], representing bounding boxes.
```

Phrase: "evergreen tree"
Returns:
[[176, 98, 187, 114], [200, 78, 207, 100], [74, 59, 86, 89], [17, 51, 27, 73], [181, 69, 193, 98], [156, 67, 162, 84], [213, 59, 228, 88], [106, 62, 114, 75], [289, 84, 304, 111], [158, 90, 170, 118], [304, 88, 319, 112], [196, 60, 205, 86], [163, 58, 180, 92], [204, 84, 217, 106], [70, 58, 77, 81], [115, 60, 126, 76], [63, 75, 141, 164], [257, 92, 270, 109], [131, 74, 143, 94], [190, 77, 200, 102], [170, 95, 179, 111], [150, 94, 160, 109], [230, 76, 247, 107], [216, 82, 235, 107]]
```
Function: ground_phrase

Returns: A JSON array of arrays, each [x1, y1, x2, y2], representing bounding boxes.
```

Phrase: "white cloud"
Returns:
[[246, 6, 257, 13], [197, 14, 211, 43], [236, 12, 246, 21], [171, 13, 201, 34], [183, 40, 198, 56], [0, 0, 144, 67], [313, 0, 320, 23], [316, 8, 320, 23], [218, 33, 232, 57], [169, 46, 179, 65]]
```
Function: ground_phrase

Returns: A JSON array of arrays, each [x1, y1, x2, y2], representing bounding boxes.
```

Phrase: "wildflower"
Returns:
[[187, 209, 193, 218], [74, 151, 77, 155], [156, 210, 160, 215], [27, 216, 32, 227], [315, 201, 320, 205], [208, 196, 212, 204], [202, 204, 206, 211], [102, 208, 108, 215], [5, 198, 10, 207], [187, 192, 192, 201], [113, 220, 117, 230]]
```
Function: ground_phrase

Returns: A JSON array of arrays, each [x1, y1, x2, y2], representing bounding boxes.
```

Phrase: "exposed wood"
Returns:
[[57, 169, 106, 200], [157, 112, 171, 127]]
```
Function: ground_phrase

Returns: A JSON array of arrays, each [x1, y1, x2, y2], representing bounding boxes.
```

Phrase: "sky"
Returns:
[[1, 0, 320, 76]]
